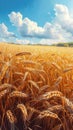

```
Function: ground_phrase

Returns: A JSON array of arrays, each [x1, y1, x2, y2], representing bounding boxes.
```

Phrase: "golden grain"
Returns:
[[0, 43, 73, 130]]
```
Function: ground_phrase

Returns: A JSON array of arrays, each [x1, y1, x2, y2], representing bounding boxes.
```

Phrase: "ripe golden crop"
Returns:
[[0, 43, 73, 130]]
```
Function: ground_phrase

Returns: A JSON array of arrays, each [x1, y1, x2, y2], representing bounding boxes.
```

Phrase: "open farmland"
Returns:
[[0, 43, 73, 130]]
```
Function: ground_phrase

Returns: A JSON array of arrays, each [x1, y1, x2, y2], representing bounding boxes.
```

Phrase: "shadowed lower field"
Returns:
[[0, 43, 73, 130]]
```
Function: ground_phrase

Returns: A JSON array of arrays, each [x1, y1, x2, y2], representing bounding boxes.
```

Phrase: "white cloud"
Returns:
[[0, 23, 15, 38], [0, 4, 73, 45], [9, 13, 44, 38], [8, 4, 73, 44], [9, 12, 62, 39], [15, 38, 30, 44], [55, 4, 69, 16], [8, 5, 73, 43], [8, 12, 23, 27], [54, 4, 73, 33], [0, 38, 6, 42], [39, 39, 60, 45]]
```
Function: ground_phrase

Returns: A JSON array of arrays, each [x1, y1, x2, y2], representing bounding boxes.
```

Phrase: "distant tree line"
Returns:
[[52, 42, 73, 47]]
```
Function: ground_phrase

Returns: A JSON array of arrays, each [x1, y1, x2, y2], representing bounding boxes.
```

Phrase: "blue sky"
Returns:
[[0, 0, 73, 44]]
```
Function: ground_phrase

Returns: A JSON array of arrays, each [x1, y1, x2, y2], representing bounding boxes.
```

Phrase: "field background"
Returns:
[[0, 43, 73, 130], [0, 42, 73, 59]]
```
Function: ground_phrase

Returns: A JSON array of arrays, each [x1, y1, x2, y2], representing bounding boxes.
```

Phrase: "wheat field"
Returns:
[[0, 43, 73, 130]]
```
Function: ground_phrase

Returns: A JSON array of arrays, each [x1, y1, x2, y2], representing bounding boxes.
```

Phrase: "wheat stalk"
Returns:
[[8, 91, 28, 99], [6, 110, 16, 124], [38, 91, 63, 101], [17, 104, 28, 121], [38, 110, 58, 119]]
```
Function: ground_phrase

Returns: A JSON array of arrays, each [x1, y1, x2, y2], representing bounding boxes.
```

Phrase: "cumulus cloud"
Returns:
[[8, 12, 23, 27], [9, 12, 63, 39], [9, 12, 44, 38], [54, 4, 73, 33], [0, 23, 16, 38], [8, 4, 73, 44], [15, 38, 30, 44]]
